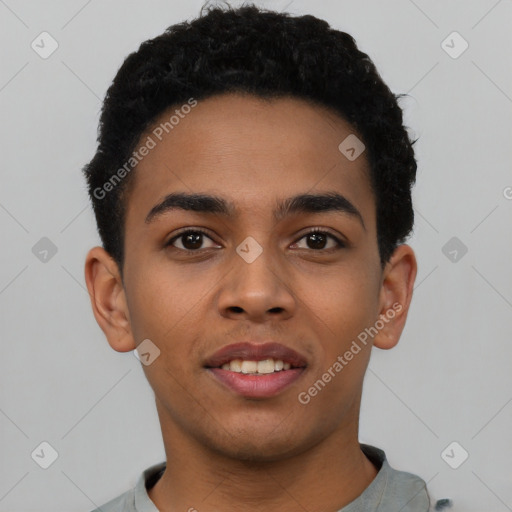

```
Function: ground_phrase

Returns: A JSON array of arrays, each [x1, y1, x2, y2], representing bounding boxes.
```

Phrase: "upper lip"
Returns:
[[204, 342, 308, 368]]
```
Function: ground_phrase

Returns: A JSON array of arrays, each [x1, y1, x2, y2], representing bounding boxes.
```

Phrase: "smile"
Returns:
[[204, 341, 308, 398], [220, 358, 292, 374]]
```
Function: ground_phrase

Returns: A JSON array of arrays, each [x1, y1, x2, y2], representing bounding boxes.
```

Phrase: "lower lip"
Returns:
[[208, 368, 305, 399]]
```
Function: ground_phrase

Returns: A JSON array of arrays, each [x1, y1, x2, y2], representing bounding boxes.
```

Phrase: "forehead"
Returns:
[[124, 93, 374, 225]]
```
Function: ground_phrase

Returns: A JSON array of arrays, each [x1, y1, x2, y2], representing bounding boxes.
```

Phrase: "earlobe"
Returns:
[[84, 246, 136, 352], [373, 244, 417, 350]]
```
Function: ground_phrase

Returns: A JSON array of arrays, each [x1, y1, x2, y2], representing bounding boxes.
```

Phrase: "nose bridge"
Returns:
[[217, 232, 295, 318], [233, 234, 282, 291]]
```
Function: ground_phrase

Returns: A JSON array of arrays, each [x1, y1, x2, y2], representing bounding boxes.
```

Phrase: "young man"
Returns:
[[83, 3, 430, 511]]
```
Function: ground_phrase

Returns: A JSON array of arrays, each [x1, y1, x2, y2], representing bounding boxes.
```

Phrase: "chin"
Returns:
[[204, 424, 316, 463], [213, 440, 300, 463]]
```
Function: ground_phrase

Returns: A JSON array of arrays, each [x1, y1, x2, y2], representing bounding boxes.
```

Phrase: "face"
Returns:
[[87, 93, 415, 462]]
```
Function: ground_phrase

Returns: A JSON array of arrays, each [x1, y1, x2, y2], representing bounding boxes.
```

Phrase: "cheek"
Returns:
[[299, 271, 378, 410], [301, 265, 381, 344], [124, 264, 192, 342], [124, 261, 218, 365]]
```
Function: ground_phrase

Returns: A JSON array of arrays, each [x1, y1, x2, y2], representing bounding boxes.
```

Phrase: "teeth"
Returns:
[[230, 359, 242, 372], [241, 360, 258, 374], [257, 359, 275, 374], [220, 358, 293, 374]]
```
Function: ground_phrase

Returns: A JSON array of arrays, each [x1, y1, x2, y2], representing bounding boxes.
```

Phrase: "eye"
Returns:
[[166, 229, 220, 251], [165, 227, 346, 253], [292, 228, 345, 251]]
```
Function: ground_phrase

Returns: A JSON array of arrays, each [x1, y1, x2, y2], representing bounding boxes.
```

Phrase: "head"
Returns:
[[83, 4, 417, 461]]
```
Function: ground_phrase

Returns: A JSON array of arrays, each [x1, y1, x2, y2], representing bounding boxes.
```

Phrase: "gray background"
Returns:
[[1, 0, 511, 510]]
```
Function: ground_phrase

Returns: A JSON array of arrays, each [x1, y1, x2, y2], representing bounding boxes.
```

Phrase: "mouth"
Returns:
[[218, 358, 295, 374], [204, 342, 308, 399]]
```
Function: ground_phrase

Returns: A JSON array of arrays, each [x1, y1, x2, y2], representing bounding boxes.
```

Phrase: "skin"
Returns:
[[85, 93, 417, 512]]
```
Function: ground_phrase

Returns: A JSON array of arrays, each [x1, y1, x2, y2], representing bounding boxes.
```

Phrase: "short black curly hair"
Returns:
[[82, 2, 417, 272]]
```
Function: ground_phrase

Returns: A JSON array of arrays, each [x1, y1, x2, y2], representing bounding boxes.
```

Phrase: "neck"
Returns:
[[148, 405, 378, 512]]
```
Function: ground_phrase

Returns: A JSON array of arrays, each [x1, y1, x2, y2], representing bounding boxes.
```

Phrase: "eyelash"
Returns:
[[165, 227, 346, 253]]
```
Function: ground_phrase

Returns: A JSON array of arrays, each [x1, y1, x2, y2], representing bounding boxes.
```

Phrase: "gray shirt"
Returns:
[[90, 444, 430, 512]]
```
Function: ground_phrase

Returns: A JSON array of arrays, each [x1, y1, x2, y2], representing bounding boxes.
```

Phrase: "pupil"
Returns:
[[184, 232, 202, 250], [308, 232, 326, 249]]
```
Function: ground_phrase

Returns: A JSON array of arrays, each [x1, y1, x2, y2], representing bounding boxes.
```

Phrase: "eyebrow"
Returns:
[[145, 191, 366, 230]]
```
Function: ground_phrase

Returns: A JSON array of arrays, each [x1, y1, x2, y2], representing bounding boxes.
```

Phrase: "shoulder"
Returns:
[[88, 461, 166, 512], [380, 459, 431, 511], [385, 467, 430, 510], [89, 488, 134, 512], [360, 444, 431, 512]]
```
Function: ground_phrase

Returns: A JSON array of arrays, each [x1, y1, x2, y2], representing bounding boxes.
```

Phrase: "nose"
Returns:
[[216, 241, 296, 323]]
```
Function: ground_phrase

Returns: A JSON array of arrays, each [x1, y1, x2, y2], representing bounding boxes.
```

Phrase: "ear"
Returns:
[[84, 246, 136, 352], [372, 244, 417, 350]]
